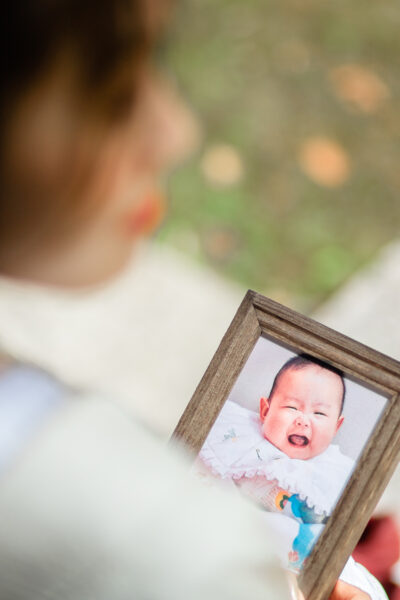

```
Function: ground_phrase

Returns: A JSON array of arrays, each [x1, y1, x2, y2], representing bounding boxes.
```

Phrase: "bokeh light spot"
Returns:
[[201, 226, 240, 262], [329, 64, 390, 114], [298, 136, 351, 188], [201, 144, 244, 186]]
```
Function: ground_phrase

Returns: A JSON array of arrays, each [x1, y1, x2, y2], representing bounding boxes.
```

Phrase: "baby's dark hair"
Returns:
[[269, 353, 346, 416]]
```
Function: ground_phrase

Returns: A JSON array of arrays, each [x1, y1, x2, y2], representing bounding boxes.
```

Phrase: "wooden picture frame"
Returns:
[[172, 290, 400, 600]]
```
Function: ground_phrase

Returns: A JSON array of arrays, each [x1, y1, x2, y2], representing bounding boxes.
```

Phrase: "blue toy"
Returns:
[[278, 493, 327, 570]]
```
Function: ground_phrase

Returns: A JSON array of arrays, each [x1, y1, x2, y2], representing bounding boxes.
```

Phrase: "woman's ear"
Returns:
[[260, 397, 270, 421]]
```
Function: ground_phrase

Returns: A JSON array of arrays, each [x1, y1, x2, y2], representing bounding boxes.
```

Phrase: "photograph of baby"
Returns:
[[193, 335, 388, 572]]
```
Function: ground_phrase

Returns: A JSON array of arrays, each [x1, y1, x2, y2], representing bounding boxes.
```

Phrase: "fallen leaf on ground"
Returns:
[[329, 64, 390, 114], [298, 136, 351, 187], [201, 227, 240, 262], [201, 144, 244, 186]]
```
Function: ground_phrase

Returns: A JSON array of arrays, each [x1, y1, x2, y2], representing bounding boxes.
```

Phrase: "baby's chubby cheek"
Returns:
[[262, 421, 288, 450]]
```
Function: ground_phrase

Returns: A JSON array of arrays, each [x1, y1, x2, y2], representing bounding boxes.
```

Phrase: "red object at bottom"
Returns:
[[353, 516, 400, 599]]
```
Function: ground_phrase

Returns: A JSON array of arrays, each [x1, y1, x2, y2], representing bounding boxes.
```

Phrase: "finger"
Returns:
[[329, 580, 371, 600]]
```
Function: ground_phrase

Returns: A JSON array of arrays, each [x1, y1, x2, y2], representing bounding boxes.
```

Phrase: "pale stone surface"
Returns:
[[313, 241, 400, 361]]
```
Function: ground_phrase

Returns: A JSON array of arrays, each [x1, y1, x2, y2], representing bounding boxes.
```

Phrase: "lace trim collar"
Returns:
[[199, 400, 354, 514]]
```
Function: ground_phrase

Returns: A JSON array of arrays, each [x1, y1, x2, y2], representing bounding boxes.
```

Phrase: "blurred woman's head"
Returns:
[[0, 0, 197, 286]]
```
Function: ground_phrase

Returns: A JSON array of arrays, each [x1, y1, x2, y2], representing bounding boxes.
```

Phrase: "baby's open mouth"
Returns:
[[288, 434, 309, 447]]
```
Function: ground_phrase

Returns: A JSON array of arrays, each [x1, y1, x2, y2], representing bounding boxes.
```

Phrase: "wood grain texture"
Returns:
[[172, 290, 260, 454], [172, 290, 400, 600], [252, 291, 400, 388]]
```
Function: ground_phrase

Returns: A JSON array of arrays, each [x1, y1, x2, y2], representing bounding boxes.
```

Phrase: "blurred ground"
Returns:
[[0, 0, 399, 557], [158, 0, 400, 313]]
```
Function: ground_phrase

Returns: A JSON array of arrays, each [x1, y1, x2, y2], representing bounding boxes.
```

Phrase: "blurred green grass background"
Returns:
[[158, 0, 400, 312]]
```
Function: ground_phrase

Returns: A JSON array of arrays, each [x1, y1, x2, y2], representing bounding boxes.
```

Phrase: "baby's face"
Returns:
[[260, 365, 344, 460]]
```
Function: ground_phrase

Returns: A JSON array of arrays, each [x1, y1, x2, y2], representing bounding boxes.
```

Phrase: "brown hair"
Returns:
[[269, 353, 346, 416], [0, 0, 168, 268]]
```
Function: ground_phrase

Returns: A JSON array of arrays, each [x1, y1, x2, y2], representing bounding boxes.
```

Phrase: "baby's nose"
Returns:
[[295, 413, 310, 427]]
